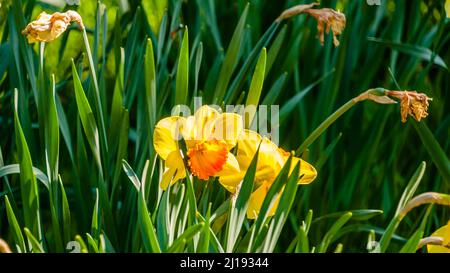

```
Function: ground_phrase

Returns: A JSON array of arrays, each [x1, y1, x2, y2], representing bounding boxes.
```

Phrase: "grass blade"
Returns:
[[71, 60, 102, 174], [13, 89, 42, 242], [368, 37, 448, 70], [4, 196, 26, 252], [413, 122, 450, 183], [175, 27, 189, 105], [317, 212, 353, 253], [225, 147, 258, 252], [245, 48, 266, 127], [213, 4, 249, 104]]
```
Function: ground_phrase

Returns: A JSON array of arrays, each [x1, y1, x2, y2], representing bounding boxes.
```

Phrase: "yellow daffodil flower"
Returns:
[[427, 221, 450, 253], [154, 105, 242, 190], [22, 10, 84, 43], [220, 130, 317, 219]]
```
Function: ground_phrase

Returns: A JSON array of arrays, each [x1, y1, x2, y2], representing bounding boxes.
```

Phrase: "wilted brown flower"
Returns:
[[22, 10, 84, 43], [386, 90, 433, 123], [276, 3, 319, 21], [276, 3, 346, 47], [304, 8, 346, 46]]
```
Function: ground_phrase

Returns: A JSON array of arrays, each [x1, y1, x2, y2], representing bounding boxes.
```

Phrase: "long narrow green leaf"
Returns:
[[225, 147, 258, 252], [123, 161, 161, 253], [23, 228, 44, 253], [197, 203, 211, 253], [13, 89, 42, 242], [138, 189, 161, 253], [261, 162, 301, 252], [4, 196, 26, 252], [45, 74, 59, 184], [413, 122, 450, 183], [91, 189, 100, 243], [313, 210, 383, 223], [86, 233, 99, 253], [395, 162, 426, 217], [167, 223, 204, 253], [265, 25, 287, 76], [279, 69, 335, 123], [245, 48, 266, 127], [368, 37, 448, 69], [71, 60, 102, 173], [399, 229, 423, 253], [317, 212, 353, 253], [175, 27, 189, 105], [0, 164, 49, 189], [213, 4, 249, 103], [249, 156, 292, 252], [47, 74, 63, 252], [59, 177, 71, 244]]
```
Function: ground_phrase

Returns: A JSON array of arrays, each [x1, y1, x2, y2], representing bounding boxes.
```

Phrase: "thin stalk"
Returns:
[[297, 99, 358, 154], [296, 88, 395, 154], [39, 42, 45, 74], [82, 28, 108, 164], [40, 42, 63, 252]]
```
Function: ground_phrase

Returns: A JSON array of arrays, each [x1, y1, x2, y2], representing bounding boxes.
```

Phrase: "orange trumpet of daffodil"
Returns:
[[220, 130, 317, 219], [153, 105, 242, 190]]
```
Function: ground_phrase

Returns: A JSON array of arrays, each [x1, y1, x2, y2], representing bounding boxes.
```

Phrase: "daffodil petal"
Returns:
[[444, 222, 450, 247], [212, 113, 243, 149], [427, 222, 450, 253], [247, 182, 268, 219], [247, 182, 283, 219], [160, 151, 186, 190], [293, 157, 317, 184], [216, 153, 240, 176], [154, 116, 185, 160], [236, 130, 262, 170], [193, 105, 220, 140], [182, 116, 197, 149], [216, 153, 241, 192], [160, 167, 176, 190], [246, 182, 281, 219], [219, 172, 245, 193]]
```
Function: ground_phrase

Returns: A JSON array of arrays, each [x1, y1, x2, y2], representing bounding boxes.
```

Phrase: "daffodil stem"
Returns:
[[82, 28, 108, 156], [296, 88, 391, 154], [39, 42, 64, 252], [39, 42, 45, 72], [297, 98, 358, 154]]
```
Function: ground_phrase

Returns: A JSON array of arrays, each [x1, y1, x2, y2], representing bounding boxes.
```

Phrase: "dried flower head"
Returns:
[[22, 10, 84, 43], [304, 8, 346, 46], [276, 3, 346, 47], [386, 90, 433, 123]]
